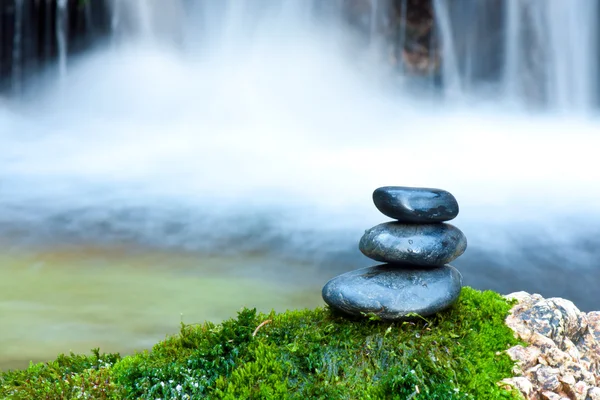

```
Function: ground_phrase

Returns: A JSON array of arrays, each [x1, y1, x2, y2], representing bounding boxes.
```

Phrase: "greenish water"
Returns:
[[0, 246, 324, 371]]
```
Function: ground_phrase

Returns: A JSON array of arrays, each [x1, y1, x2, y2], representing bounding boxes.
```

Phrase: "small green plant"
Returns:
[[1, 287, 523, 399], [0, 349, 123, 399]]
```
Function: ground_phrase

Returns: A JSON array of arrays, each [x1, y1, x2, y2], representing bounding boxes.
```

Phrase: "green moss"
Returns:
[[0, 349, 123, 399], [1, 287, 524, 399]]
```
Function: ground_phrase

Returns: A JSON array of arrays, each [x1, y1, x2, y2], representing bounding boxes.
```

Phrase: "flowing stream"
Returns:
[[1, 0, 599, 370]]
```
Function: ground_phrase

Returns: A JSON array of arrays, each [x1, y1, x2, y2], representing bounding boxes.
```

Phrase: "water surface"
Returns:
[[0, 246, 322, 370]]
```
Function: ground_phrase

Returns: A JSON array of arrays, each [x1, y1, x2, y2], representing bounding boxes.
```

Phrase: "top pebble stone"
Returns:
[[373, 186, 459, 223]]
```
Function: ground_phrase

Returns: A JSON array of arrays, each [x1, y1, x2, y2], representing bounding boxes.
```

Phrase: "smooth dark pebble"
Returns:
[[322, 264, 462, 320], [373, 186, 459, 223], [359, 222, 467, 266]]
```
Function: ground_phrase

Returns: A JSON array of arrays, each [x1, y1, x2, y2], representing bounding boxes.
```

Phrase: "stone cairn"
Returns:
[[322, 186, 468, 320]]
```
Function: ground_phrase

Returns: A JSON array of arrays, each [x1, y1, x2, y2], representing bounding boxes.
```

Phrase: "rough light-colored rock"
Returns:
[[530, 332, 558, 352], [539, 391, 567, 400], [559, 373, 575, 386], [534, 366, 561, 391], [588, 312, 600, 340], [507, 345, 542, 373], [587, 387, 600, 400], [573, 381, 589, 400], [501, 292, 600, 400], [511, 297, 586, 345], [563, 338, 581, 362], [501, 377, 534, 397], [544, 346, 571, 367]]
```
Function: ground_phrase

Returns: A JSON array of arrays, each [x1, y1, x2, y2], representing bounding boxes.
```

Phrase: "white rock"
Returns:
[[587, 387, 600, 400], [501, 293, 600, 400], [501, 377, 533, 397]]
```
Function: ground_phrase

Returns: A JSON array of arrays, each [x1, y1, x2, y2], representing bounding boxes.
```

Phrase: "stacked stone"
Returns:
[[322, 186, 468, 321]]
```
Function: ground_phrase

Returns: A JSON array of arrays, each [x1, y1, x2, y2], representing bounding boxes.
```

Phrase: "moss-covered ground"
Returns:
[[0, 287, 523, 399]]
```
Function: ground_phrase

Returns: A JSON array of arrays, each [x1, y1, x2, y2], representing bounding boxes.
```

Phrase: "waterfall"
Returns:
[[367, 0, 386, 61], [397, 0, 408, 74], [502, 1, 598, 110], [2, 0, 599, 111], [370, 0, 379, 40], [431, 0, 462, 98], [504, 0, 522, 100], [83, 0, 93, 41], [44, 0, 53, 60], [433, 0, 599, 111], [12, 0, 24, 94], [135, 0, 153, 41], [543, 1, 597, 111], [56, 0, 69, 81]]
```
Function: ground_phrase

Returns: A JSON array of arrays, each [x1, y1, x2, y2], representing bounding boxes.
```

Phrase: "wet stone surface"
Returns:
[[322, 264, 463, 320], [373, 186, 459, 223], [359, 222, 467, 266]]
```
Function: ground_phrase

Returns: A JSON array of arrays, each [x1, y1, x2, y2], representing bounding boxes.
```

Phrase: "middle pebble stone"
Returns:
[[359, 222, 467, 266]]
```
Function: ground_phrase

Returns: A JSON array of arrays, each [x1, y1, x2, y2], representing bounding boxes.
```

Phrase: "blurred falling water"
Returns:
[[397, 0, 408, 74], [11, 0, 24, 94], [56, 0, 68, 80], [433, 0, 599, 111], [432, 0, 461, 98]]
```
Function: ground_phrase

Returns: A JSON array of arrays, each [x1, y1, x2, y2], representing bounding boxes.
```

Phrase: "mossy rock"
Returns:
[[0, 287, 524, 399]]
